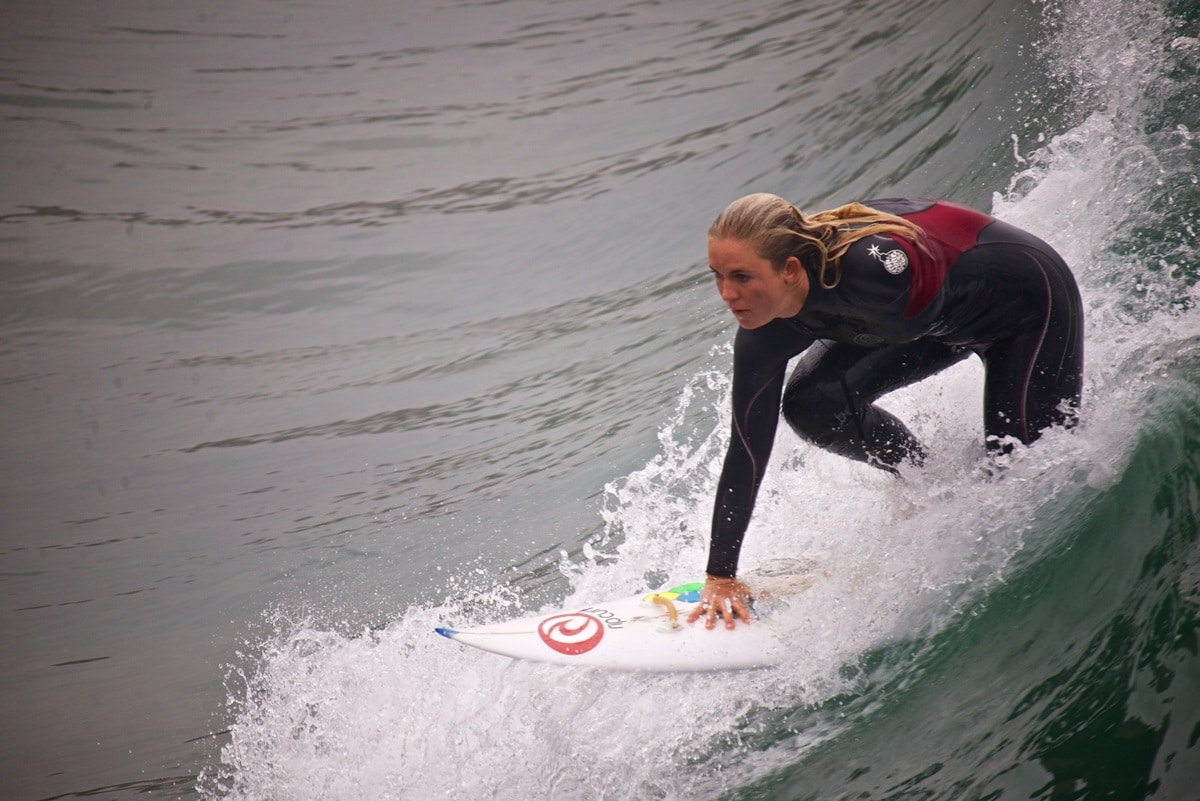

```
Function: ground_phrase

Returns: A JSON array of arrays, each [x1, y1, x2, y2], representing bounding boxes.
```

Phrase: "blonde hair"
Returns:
[[708, 193, 925, 289]]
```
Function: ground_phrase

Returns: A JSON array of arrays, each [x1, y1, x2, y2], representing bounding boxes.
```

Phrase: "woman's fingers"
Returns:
[[685, 576, 754, 629]]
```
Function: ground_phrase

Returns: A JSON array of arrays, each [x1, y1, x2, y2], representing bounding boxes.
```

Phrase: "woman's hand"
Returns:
[[686, 574, 754, 629]]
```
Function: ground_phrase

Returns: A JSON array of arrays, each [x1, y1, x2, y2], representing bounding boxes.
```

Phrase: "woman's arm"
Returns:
[[690, 321, 812, 628]]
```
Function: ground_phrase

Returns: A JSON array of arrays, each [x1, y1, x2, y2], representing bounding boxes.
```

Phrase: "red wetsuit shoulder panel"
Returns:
[[900, 200, 994, 317]]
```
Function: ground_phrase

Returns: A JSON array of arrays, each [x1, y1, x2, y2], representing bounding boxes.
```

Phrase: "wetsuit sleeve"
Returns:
[[706, 321, 814, 578]]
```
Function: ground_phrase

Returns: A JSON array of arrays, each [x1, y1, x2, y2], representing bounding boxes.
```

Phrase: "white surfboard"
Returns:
[[435, 563, 820, 672]]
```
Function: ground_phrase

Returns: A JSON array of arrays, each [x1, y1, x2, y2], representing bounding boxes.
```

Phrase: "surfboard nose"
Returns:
[[434, 627, 458, 639]]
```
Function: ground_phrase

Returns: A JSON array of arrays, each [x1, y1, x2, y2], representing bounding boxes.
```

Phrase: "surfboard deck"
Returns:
[[436, 570, 813, 672]]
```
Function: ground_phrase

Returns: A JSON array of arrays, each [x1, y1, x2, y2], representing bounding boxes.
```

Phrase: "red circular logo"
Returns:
[[537, 612, 605, 656]]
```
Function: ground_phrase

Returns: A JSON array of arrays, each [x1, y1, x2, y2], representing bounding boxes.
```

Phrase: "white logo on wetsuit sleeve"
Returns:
[[867, 243, 909, 275]]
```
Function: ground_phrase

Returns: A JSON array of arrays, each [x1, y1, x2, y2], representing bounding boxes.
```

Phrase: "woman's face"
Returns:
[[708, 237, 807, 329]]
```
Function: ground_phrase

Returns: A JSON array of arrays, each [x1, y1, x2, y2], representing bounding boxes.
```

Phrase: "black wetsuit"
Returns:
[[706, 198, 1084, 578]]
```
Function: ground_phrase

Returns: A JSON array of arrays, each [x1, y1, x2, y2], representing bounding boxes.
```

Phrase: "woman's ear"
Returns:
[[783, 256, 804, 285]]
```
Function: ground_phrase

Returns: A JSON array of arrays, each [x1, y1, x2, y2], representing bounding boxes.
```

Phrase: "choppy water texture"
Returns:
[[2, 0, 1199, 798]]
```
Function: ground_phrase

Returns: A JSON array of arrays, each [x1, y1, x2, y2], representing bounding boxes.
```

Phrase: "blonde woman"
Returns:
[[691, 195, 1083, 629]]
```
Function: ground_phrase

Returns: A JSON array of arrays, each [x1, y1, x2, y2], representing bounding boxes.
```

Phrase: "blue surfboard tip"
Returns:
[[434, 627, 457, 639]]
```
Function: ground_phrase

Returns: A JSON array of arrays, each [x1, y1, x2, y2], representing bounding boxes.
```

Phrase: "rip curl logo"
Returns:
[[538, 612, 605, 656], [868, 243, 909, 275]]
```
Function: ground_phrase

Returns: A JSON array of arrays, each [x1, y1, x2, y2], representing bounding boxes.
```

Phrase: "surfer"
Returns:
[[689, 195, 1084, 629]]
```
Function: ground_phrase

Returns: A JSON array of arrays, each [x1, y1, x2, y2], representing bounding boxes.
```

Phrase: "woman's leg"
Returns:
[[980, 250, 1084, 450], [782, 338, 970, 468]]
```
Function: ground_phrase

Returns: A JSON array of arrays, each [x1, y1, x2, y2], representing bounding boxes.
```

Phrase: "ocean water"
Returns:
[[2, 0, 1198, 798]]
